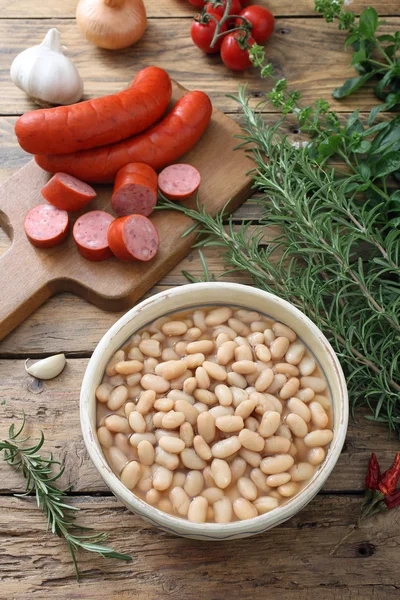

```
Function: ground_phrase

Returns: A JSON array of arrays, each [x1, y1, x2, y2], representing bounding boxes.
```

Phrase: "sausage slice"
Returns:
[[41, 173, 96, 212], [158, 164, 201, 201], [24, 204, 69, 248], [111, 163, 158, 217], [73, 210, 114, 261], [108, 215, 159, 262]]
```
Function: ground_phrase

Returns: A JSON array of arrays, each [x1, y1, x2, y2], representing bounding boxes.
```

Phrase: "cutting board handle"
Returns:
[[0, 244, 51, 341]]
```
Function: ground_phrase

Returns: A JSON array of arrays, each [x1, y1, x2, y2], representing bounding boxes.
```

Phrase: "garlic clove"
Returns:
[[10, 29, 83, 107], [25, 354, 66, 380]]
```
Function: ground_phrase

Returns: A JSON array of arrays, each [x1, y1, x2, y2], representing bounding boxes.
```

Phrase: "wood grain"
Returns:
[[0, 0, 397, 18], [0, 358, 398, 494], [1, 18, 399, 115], [1, 494, 399, 599]]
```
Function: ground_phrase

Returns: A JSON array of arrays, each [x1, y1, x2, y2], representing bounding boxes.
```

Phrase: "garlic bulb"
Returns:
[[10, 29, 83, 107], [76, 0, 147, 50], [25, 354, 66, 380]]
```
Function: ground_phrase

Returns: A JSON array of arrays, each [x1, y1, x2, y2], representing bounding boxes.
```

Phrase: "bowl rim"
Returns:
[[80, 282, 348, 537]]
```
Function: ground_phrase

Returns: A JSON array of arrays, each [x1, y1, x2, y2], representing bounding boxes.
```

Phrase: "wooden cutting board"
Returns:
[[0, 81, 253, 341]]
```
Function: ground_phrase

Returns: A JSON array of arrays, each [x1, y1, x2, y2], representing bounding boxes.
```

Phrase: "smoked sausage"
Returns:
[[24, 204, 69, 248], [73, 210, 114, 261], [107, 215, 159, 262], [41, 173, 96, 212], [35, 91, 213, 183], [111, 163, 158, 217], [158, 164, 201, 201], [16, 67, 172, 155]]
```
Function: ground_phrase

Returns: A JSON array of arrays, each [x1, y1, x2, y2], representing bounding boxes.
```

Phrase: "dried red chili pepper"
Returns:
[[365, 453, 381, 490], [378, 452, 400, 496], [384, 490, 400, 510]]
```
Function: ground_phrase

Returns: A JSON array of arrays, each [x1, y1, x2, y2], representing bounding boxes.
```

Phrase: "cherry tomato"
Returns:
[[220, 32, 255, 71], [205, 0, 242, 18], [188, 0, 206, 7], [191, 13, 227, 53], [236, 6, 275, 44]]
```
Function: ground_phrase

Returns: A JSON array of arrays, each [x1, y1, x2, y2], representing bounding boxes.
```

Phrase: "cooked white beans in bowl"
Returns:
[[81, 283, 348, 540]]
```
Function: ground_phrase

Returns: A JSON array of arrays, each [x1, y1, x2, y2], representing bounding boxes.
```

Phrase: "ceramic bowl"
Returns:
[[81, 282, 348, 540]]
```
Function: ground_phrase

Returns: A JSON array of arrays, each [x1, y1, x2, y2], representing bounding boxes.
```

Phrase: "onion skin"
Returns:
[[76, 0, 147, 50]]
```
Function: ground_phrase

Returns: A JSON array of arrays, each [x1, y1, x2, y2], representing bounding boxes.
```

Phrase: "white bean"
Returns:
[[274, 363, 300, 377], [195, 366, 210, 390], [217, 341, 237, 365], [106, 350, 125, 376], [266, 374, 287, 394], [184, 470, 204, 497], [129, 347, 144, 361], [299, 356, 316, 376], [230, 457, 247, 482], [162, 348, 179, 361], [313, 394, 332, 410], [181, 448, 207, 470], [161, 411, 186, 429], [216, 333, 231, 347], [244, 416, 259, 432], [263, 435, 291, 455], [228, 372, 248, 389], [205, 307, 233, 326], [258, 411, 281, 438], [129, 432, 156, 447], [183, 377, 197, 395], [266, 472, 291, 487], [212, 436, 241, 459], [255, 344, 272, 362], [96, 383, 113, 403], [253, 496, 279, 515], [183, 353, 205, 369], [126, 372, 142, 387], [285, 342, 305, 365], [120, 461, 141, 489], [105, 415, 130, 434], [114, 433, 132, 456], [239, 447, 262, 468], [153, 466, 173, 491], [139, 338, 162, 358], [260, 454, 294, 475], [270, 337, 290, 360], [136, 390, 156, 414], [194, 389, 217, 406], [287, 397, 311, 422], [115, 360, 144, 375], [203, 361, 227, 381], [137, 465, 153, 493], [234, 344, 253, 362], [107, 385, 128, 411], [168, 486, 191, 516], [263, 329, 275, 346], [193, 310, 206, 331], [309, 401, 329, 428], [193, 435, 212, 461], [279, 378, 300, 400], [250, 468, 270, 492], [247, 332, 264, 346], [235, 398, 257, 419], [155, 446, 180, 470], [211, 459, 232, 489], [173, 399, 197, 426], [186, 340, 215, 355], [180, 422, 194, 447], [188, 496, 208, 523], [168, 390, 194, 404], [108, 446, 128, 474], [308, 447, 326, 465], [233, 498, 258, 520], [129, 411, 147, 433], [159, 436, 185, 454], [232, 360, 257, 375], [154, 397, 174, 412], [272, 322, 297, 342], [237, 477, 258, 501], [254, 368, 274, 392], [215, 415, 244, 433], [296, 387, 316, 403], [162, 360, 187, 381], [289, 462, 316, 481], [304, 429, 333, 447], [215, 384, 233, 406], [278, 482, 298, 497], [238, 428, 265, 452], [300, 376, 327, 392], [97, 426, 113, 448], [161, 320, 188, 336], [137, 440, 155, 465], [146, 488, 161, 505], [185, 327, 202, 341], [286, 413, 308, 438]]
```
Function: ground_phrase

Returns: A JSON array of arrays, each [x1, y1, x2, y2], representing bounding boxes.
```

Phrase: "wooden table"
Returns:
[[1, 1, 399, 597]]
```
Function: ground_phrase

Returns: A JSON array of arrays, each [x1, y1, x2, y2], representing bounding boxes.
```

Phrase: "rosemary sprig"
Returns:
[[157, 87, 400, 434], [0, 413, 132, 581]]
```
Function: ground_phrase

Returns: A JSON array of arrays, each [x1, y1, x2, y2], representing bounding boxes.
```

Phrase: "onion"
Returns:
[[76, 0, 147, 50]]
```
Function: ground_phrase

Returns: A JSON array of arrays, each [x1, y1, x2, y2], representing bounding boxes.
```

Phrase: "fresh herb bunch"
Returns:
[[249, 42, 400, 227], [0, 414, 132, 581], [157, 82, 400, 434], [315, 0, 400, 107]]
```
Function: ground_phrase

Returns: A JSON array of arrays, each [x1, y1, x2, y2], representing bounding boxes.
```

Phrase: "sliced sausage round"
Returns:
[[41, 173, 97, 212], [73, 210, 114, 261], [158, 164, 201, 201], [24, 204, 69, 248], [107, 215, 159, 262], [111, 163, 158, 217]]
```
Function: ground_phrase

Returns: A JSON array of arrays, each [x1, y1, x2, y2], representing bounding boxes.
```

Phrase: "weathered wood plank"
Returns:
[[0, 494, 399, 599], [0, 358, 398, 493], [0, 0, 397, 19], [1, 18, 399, 115]]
